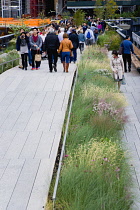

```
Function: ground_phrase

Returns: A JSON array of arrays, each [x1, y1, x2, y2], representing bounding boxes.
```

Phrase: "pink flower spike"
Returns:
[[103, 158, 108, 161], [64, 155, 69, 157], [115, 167, 120, 172], [91, 159, 95, 161]]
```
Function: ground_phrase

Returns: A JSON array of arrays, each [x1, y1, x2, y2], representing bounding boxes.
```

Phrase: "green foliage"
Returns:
[[105, 0, 118, 19], [38, 9, 46, 19], [9, 22, 29, 37], [62, 11, 71, 20], [94, 0, 117, 19], [97, 30, 122, 50], [55, 46, 133, 210], [73, 10, 85, 26], [57, 141, 132, 210], [0, 50, 19, 74], [94, 0, 104, 19]]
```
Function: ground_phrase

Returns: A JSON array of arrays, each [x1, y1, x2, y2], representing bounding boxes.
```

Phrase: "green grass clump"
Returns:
[[97, 30, 122, 50], [56, 141, 132, 210], [52, 46, 133, 210], [0, 49, 19, 74]]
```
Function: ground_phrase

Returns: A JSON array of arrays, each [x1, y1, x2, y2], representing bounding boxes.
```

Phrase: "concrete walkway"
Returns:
[[121, 64, 140, 209], [0, 57, 76, 210]]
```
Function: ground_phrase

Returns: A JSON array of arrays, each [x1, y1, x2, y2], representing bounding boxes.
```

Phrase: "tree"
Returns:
[[105, 0, 117, 19], [73, 10, 85, 26], [94, 0, 104, 19], [94, 0, 117, 20]]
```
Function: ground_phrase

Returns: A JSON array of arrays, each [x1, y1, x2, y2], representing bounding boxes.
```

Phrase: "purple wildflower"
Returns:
[[64, 155, 69, 158]]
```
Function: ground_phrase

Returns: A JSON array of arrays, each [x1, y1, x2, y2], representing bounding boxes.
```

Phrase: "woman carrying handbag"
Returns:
[[29, 28, 42, 70]]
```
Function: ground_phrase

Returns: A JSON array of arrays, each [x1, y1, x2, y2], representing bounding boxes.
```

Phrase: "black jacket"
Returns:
[[44, 33, 60, 51], [16, 35, 30, 51], [69, 33, 79, 49]]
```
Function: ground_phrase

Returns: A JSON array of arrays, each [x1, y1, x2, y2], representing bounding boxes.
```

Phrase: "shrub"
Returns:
[[97, 30, 122, 50]]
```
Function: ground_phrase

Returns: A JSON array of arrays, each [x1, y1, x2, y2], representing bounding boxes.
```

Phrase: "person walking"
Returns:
[[58, 33, 73, 73], [16, 28, 25, 69], [29, 28, 42, 70], [16, 32, 30, 70], [44, 28, 60, 72], [25, 31, 32, 66], [69, 29, 79, 63], [78, 30, 85, 54], [97, 22, 102, 33], [58, 28, 65, 42], [85, 27, 95, 46], [111, 50, 124, 91], [120, 35, 134, 72]]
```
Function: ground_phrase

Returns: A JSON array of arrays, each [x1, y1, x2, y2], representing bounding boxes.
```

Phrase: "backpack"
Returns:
[[86, 31, 91, 39], [20, 38, 26, 46]]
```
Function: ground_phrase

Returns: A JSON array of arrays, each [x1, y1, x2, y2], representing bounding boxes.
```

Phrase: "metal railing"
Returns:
[[52, 67, 78, 209], [0, 57, 19, 73], [132, 32, 140, 46]]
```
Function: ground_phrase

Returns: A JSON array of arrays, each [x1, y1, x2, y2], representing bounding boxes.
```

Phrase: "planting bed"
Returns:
[[49, 46, 133, 210]]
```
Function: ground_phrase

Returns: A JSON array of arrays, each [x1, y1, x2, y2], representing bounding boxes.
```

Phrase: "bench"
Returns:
[[131, 54, 140, 73]]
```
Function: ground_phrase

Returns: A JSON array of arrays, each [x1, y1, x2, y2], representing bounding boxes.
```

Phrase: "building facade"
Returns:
[[67, 0, 140, 13]]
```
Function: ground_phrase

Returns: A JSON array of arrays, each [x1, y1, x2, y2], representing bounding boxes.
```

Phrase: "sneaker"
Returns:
[[25, 67, 27, 70], [31, 68, 36, 70], [36, 68, 39, 70]]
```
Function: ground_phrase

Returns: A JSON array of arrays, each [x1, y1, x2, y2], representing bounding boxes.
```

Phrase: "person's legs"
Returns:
[[73, 48, 77, 62], [127, 54, 131, 72], [53, 49, 58, 72], [81, 43, 84, 51], [28, 50, 32, 65], [24, 53, 28, 70], [47, 49, 53, 72], [65, 52, 70, 72], [62, 52, 66, 72], [122, 54, 127, 72], [21, 54, 24, 69], [31, 50, 35, 69], [79, 43, 82, 53]]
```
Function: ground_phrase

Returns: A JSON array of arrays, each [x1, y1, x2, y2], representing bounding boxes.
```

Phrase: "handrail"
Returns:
[[0, 57, 19, 73], [0, 34, 14, 40], [52, 67, 78, 209]]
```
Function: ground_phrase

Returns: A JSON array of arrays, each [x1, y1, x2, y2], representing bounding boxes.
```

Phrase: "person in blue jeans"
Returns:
[[58, 33, 73, 72], [69, 29, 79, 63], [78, 30, 85, 54]]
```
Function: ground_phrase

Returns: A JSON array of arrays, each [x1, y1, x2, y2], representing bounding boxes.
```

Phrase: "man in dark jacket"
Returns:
[[69, 29, 79, 63], [44, 28, 60, 72]]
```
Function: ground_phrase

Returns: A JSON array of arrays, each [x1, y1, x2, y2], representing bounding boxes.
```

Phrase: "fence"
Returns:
[[0, 57, 20, 74], [132, 32, 140, 47]]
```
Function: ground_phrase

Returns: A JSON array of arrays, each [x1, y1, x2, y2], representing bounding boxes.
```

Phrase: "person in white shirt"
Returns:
[[85, 27, 95, 46], [40, 29, 47, 58], [40, 29, 46, 42], [58, 28, 65, 42]]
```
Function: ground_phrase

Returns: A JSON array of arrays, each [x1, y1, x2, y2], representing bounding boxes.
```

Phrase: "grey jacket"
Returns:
[[29, 35, 42, 50]]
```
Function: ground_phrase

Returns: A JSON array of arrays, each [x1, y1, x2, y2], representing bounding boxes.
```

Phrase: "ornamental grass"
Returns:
[[54, 46, 133, 210]]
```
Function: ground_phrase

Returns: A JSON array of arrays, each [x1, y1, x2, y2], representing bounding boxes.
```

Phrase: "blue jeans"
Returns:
[[70, 48, 77, 62], [28, 49, 32, 65], [62, 52, 70, 63]]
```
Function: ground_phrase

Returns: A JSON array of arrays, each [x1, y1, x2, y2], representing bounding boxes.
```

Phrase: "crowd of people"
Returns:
[[16, 18, 106, 72], [16, 16, 134, 92]]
